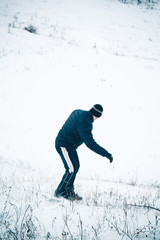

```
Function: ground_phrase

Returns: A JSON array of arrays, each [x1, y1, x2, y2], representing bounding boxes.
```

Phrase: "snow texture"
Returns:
[[0, 0, 160, 239]]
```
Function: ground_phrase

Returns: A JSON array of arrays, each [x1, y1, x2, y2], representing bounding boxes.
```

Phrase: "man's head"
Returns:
[[90, 104, 103, 119]]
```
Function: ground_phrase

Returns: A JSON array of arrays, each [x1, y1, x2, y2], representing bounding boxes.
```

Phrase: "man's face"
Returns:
[[93, 116, 98, 121]]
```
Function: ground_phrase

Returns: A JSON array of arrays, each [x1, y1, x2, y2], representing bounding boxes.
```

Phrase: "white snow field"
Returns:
[[0, 0, 160, 239]]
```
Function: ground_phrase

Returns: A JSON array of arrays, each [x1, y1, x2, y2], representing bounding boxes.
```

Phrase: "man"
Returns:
[[55, 104, 113, 201]]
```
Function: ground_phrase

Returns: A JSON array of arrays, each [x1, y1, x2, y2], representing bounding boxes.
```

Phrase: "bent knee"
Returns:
[[74, 164, 80, 173]]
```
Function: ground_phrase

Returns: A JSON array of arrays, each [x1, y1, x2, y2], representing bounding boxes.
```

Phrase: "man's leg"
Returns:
[[65, 149, 80, 191], [55, 146, 71, 196], [55, 146, 81, 200], [55, 171, 69, 196]]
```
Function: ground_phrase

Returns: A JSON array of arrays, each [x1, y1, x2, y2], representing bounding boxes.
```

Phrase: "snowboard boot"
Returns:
[[54, 189, 67, 198], [65, 190, 83, 201]]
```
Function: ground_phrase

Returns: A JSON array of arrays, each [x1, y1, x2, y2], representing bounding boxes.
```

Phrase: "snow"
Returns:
[[0, 0, 160, 239]]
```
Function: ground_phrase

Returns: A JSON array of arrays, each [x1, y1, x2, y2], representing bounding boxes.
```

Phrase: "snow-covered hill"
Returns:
[[0, 0, 160, 238], [0, 157, 160, 239], [1, 0, 160, 183]]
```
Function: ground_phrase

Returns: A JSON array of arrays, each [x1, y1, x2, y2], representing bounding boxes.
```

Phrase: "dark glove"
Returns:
[[106, 153, 113, 163]]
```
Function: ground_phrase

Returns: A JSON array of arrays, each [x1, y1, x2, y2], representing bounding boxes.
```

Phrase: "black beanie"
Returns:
[[90, 104, 103, 118]]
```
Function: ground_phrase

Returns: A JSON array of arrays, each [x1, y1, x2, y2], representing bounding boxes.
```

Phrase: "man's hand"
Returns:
[[106, 153, 113, 163]]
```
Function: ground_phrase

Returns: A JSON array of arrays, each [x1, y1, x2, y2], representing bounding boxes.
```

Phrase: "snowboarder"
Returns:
[[54, 104, 113, 201]]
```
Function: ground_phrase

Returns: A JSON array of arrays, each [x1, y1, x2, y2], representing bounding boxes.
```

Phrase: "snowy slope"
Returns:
[[0, 157, 160, 239], [1, 0, 160, 239], [1, 0, 160, 184]]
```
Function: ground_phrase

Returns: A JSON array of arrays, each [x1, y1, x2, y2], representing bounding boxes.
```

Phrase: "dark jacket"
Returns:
[[55, 109, 110, 158]]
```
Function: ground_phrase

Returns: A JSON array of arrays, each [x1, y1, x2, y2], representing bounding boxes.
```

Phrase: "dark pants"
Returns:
[[55, 145, 80, 194]]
